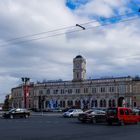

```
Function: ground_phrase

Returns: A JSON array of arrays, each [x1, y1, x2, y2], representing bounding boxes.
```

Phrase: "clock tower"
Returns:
[[73, 55, 86, 81]]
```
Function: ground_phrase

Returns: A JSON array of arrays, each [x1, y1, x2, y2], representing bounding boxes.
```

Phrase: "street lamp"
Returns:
[[21, 77, 30, 108]]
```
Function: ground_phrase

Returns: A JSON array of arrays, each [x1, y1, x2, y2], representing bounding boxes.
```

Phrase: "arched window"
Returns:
[[103, 99, 106, 107], [134, 102, 137, 107], [100, 100, 103, 107], [109, 99, 116, 107], [67, 100, 73, 107], [91, 100, 98, 107], [45, 100, 48, 108], [100, 99, 106, 107], [112, 99, 116, 107], [75, 100, 81, 108], [95, 100, 97, 107], [91, 100, 94, 107], [60, 100, 65, 108], [63, 101, 65, 108], [109, 99, 112, 107]]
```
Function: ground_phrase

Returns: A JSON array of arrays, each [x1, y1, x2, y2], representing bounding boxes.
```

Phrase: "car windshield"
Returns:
[[9, 108, 16, 112], [68, 109, 74, 112], [94, 110, 106, 114], [107, 108, 117, 115], [84, 110, 93, 114]]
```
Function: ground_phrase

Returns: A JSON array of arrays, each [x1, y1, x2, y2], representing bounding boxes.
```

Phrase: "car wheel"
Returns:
[[92, 118, 96, 124], [135, 120, 138, 124], [10, 115, 14, 119], [119, 120, 124, 126], [81, 120, 86, 123], [25, 114, 29, 119], [70, 115, 73, 118], [107, 121, 112, 125]]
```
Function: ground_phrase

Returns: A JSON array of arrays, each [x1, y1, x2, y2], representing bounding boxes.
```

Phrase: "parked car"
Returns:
[[132, 108, 140, 121], [63, 109, 83, 117], [106, 107, 139, 125], [62, 106, 81, 112], [2, 108, 30, 119], [78, 109, 106, 123]]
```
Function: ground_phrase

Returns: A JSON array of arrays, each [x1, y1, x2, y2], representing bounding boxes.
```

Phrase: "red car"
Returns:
[[106, 107, 139, 125]]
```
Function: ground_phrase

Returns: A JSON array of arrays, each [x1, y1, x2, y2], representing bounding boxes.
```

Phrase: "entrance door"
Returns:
[[118, 97, 124, 107]]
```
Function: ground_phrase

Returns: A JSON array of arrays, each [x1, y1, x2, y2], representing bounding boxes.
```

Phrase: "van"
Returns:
[[106, 107, 138, 125]]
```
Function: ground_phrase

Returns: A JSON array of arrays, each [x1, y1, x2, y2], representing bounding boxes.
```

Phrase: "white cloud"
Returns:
[[74, 0, 132, 17], [0, 0, 140, 102]]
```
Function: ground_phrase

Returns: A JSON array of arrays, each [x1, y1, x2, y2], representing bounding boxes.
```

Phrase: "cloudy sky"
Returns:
[[0, 0, 140, 102]]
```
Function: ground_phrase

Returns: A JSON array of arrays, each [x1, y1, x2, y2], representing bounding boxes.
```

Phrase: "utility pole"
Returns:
[[21, 77, 30, 109]]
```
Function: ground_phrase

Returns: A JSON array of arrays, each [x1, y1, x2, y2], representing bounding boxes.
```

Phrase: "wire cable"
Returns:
[[0, 11, 139, 47], [1, 11, 138, 43]]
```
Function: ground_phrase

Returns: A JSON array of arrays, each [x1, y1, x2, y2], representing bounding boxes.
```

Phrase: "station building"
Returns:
[[11, 55, 140, 110]]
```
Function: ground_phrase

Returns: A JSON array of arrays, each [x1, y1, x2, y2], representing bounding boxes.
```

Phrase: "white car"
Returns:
[[63, 109, 83, 117]]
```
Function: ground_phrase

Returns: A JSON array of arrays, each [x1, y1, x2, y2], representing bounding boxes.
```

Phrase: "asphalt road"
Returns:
[[0, 113, 140, 140]]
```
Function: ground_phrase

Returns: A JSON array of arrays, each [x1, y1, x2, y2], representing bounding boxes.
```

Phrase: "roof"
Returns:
[[75, 55, 83, 58]]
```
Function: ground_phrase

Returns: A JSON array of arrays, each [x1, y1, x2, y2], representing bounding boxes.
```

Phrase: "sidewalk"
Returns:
[[30, 112, 63, 116]]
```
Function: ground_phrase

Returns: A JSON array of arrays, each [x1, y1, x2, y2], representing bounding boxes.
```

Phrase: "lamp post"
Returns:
[[21, 77, 30, 109]]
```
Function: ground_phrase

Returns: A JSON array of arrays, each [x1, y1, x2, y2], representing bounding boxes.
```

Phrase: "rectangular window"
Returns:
[[46, 89, 50, 94], [53, 89, 58, 94], [118, 83, 126, 94], [84, 88, 88, 93], [61, 89, 65, 94], [120, 109, 124, 115], [68, 89, 72, 94], [125, 109, 129, 115], [92, 88, 96, 93], [101, 87, 105, 92], [109, 87, 115, 92], [77, 73, 79, 79], [39, 90, 43, 94], [76, 89, 80, 93]]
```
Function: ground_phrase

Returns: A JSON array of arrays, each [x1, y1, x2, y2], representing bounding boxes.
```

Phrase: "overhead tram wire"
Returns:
[[0, 11, 138, 45], [0, 11, 139, 47], [2, 10, 138, 43], [0, 25, 76, 43], [0, 17, 139, 47], [1, 17, 139, 47]]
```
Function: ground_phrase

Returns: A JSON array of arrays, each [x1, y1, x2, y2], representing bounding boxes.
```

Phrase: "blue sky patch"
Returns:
[[66, 0, 140, 24], [66, 0, 89, 10]]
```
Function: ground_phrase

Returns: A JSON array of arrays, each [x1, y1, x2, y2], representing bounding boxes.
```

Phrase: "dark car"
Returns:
[[2, 108, 30, 119], [78, 109, 106, 123], [106, 107, 139, 125]]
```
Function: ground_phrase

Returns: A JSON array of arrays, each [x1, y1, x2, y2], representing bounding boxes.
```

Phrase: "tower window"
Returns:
[[77, 73, 79, 79]]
